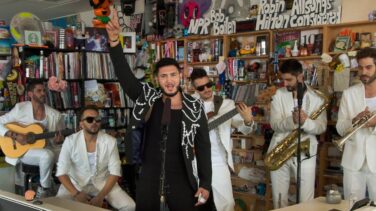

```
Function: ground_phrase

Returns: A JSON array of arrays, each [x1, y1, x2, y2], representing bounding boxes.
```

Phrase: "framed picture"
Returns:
[[24, 30, 42, 46], [120, 32, 136, 53], [85, 27, 109, 52], [334, 36, 350, 52], [44, 30, 58, 47]]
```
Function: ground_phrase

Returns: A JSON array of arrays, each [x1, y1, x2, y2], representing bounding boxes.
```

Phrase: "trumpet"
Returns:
[[333, 112, 376, 151]]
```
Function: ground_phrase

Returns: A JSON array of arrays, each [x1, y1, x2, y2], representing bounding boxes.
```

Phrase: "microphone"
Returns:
[[161, 98, 171, 126], [297, 82, 304, 108]]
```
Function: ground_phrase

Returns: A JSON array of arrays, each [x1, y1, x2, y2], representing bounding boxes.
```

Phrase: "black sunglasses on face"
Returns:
[[82, 116, 102, 124], [196, 81, 213, 91]]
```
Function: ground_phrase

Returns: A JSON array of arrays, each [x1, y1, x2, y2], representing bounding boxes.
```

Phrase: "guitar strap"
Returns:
[[213, 95, 223, 116]]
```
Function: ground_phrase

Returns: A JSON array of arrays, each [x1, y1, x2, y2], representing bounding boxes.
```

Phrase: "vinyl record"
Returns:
[[10, 12, 44, 44]]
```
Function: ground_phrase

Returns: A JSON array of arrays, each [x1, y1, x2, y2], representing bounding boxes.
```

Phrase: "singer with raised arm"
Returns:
[[266, 59, 327, 208], [106, 9, 211, 211], [336, 48, 376, 203]]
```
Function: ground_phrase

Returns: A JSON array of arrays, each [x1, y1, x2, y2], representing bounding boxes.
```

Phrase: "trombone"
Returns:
[[333, 112, 376, 151]]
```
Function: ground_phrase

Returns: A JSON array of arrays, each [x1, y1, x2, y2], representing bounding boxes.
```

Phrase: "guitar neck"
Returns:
[[33, 129, 75, 140], [208, 108, 238, 131]]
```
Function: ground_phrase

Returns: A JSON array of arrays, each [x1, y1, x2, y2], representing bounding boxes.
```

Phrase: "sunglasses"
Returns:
[[82, 116, 102, 124], [196, 81, 213, 91]]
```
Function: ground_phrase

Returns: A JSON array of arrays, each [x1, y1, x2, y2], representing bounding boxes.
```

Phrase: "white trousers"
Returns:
[[344, 160, 376, 202], [270, 156, 316, 209], [17, 148, 56, 188], [212, 165, 235, 211], [56, 182, 135, 211]]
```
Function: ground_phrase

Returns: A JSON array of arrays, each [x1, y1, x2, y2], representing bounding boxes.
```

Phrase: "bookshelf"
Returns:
[[10, 45, 133, 131]]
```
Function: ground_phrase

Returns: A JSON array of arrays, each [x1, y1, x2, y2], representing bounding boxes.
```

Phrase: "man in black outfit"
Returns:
[[106, 10, 212, 211]]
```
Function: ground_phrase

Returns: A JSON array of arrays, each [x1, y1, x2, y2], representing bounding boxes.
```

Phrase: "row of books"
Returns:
[[230, 83, 268, 106], [158, 40, 185, 62], [226, 58, 267, 81], [86, 53, 117, 79], [46, 82, 81, 110], [26, 52, 83, 80]]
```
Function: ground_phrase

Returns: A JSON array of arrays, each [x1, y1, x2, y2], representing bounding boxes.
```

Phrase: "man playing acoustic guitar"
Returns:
[[0, 80, 65, 198], [190, 68, 255, 211]]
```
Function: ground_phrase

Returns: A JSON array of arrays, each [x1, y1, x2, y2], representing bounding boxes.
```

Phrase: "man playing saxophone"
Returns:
[[336, 47, 376, 202], [268, 59, 327, 208]]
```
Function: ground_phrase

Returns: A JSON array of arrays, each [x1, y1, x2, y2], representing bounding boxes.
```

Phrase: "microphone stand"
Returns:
[[159, 98, 171, 211], [296, 83, 304, 204]]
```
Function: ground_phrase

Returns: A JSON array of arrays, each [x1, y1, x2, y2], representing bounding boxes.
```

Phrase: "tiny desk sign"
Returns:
[[188, 10, 236, 35]]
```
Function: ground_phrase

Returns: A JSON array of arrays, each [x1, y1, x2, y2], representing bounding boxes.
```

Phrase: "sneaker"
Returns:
[[36, 186, 50, 199]]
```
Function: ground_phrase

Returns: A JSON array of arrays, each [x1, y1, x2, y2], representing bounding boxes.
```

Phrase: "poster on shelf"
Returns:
[[255, 0, 342, 30]]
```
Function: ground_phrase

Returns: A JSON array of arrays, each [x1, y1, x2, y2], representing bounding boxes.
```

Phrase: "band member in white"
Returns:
[[190, 68, 254, 211], [336, 47, 376, 202], [0, 80, 65, 198], [269, 59, 327, 208], [56, 106, 135, 210]]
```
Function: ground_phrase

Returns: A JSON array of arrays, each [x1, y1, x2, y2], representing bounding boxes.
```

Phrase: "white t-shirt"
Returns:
[[204, 100, 227, 167], [87, 151, 96, 175], [366, 96, 376, 112]]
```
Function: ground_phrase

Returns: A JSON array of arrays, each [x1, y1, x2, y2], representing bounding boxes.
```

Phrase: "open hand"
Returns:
[[105, 7, 121, 46], [236, 102, 253, 124]]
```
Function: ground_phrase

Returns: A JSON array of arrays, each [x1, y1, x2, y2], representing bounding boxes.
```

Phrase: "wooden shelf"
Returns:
[[187, 61, 219, 66], [279, 55, 321, 60], [228, 55, 269, 60], [232, 79, 268, 84]]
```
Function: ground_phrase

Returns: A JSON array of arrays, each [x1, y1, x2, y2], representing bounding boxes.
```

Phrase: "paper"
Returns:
[[333, 67, 350, 92]]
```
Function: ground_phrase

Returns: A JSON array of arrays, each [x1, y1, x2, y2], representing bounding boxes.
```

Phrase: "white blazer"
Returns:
[[0, 101, 64, 165], [56, 130, 122, 190], [212, 99, 254, 171], [268, 86, 327, 157], [336, 83, 376, 173]]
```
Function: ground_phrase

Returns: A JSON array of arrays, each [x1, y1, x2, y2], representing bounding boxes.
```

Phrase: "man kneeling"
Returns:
[[55, 106, 135, 211]]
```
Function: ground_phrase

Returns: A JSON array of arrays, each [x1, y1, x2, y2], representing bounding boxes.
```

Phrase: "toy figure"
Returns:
[[239, 41, 255, 55], [89, 0, 114, 28]]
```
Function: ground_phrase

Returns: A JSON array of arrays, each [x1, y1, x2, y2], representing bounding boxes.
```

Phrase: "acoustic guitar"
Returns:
[[0, 123, 74, 158]]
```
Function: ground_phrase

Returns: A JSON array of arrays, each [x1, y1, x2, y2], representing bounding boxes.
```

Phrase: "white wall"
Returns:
[[341, 0, 376, 22]]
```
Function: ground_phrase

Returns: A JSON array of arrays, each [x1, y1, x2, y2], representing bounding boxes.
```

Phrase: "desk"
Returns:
[[0, 190, 108, 211], [272, 197, 348, 211]]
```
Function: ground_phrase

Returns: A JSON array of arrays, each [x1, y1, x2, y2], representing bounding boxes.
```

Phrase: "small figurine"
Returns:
[[239, 41, 255, 55], [89, 0, 113, 28]]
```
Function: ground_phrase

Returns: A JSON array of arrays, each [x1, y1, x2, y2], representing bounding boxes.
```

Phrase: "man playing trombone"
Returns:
[[336, 47, 376, 202]]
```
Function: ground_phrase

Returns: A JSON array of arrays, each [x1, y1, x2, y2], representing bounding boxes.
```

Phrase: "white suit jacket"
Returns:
[[336, 83, 376, 173], [56, 130, 122, 190], [0, 101, 64, 165], [209, 98, 254, 171], [268, 86, 327, 157]]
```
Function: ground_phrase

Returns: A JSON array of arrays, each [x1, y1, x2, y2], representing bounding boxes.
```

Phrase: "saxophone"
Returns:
[[264, 87, 330, 171]]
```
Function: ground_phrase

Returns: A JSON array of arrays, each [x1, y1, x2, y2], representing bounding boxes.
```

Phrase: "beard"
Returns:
[[360, 72, 376, 85], [86, 127, 100, 135], [161, 86, 180, 97], [286, 85, 296, 92]]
